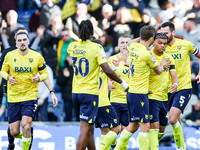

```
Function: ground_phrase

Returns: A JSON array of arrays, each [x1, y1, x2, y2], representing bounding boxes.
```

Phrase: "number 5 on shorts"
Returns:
[[179, 96, 185, 104]]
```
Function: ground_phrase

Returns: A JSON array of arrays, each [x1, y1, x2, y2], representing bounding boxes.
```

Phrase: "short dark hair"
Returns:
[[61, 27, 69, 32], [16, 32, 29, 39], [79, 20, 93, 41], [161, 22, 175, 32], [154, 33, 168, 41], [186, 18, 196, 24], [15, 27, 28, 35], [140, 25, 155, 41]]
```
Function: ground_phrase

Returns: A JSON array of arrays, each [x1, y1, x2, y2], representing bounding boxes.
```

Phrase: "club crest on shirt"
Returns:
[[14, 58, 17, 62], [177, 45, 182, 50], [29, 58, 33, 63]]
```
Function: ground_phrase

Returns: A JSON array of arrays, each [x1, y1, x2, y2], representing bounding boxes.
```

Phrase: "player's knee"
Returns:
[[169, 117, 177, 125], [10, 128, 20, 137], [110, 125, 120, 134], [150, 122, 159, 129], [140, 123, 150, 132]]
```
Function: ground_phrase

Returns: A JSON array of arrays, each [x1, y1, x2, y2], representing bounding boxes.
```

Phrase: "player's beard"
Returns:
[[167, 34, 173, 44], [20, 46, 27, 51]]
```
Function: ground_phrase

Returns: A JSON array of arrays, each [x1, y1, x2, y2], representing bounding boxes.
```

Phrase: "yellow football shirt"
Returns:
[[99, 70, 111, 107], [108, 53, 129, 104], [148, 49, 176, 101], [1, 49, 48, 103], [67, 40, 107, 95], [127, 42, 158, 94], [165, 38, 198, 91]]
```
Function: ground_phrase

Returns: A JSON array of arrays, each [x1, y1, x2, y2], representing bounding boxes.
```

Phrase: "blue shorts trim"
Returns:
[[149, 99, 169, 126], [72, 93, 98, 124], [168, 89, 192, 113], [127, 92, 149, 123], [111, 102, 129, 126], [95, 105, 118, 128], [8, 100, 37, 124]]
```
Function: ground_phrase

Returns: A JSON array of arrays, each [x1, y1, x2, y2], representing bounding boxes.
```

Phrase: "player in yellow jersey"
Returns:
[[96, 69, 120, 150], [148, 33, 178, 150], [160, 22, 200, 150], [0, 27, 56, 150], [67, 20, 128, 150], [1, 31, 58, 150], [107, 35, 132, 149], [114, 25, 170, 150]]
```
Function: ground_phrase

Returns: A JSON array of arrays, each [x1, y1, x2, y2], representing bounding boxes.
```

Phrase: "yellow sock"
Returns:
[[158, 132, 165, 142], [100, 135, 105, 144], [114, 129, 132, 150], [14, 130, 23, 138], [149, 129, 159, 150], [112, 137, 116, 145], [99, 131, 117, 150], [21, 136, 31, 150], [138, 132, 149, 150], [171, 122, 185, 149]]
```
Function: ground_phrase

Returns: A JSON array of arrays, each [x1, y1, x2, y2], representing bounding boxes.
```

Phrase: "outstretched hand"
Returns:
[[51, 92, 58, 107]]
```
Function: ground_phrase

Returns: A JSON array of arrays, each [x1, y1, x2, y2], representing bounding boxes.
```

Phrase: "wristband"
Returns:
[[50, 90, 55, 94], [173, 83, 178, 88], [120, 80, 129, 90]]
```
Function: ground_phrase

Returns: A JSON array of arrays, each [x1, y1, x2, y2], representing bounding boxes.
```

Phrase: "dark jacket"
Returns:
[[56, 60, 73, 101]]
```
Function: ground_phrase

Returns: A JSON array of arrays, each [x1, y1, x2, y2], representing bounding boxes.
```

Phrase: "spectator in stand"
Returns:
[[41, 15, 64, 78], [65, 3, 103, 41], [112, 0, 146, 23], [17, 0, 35, 10], [156, 1, 175, 23], [169, 16, 183, 30], [132, 9, 157, 38], [57, 28, 73, 71], [40, 0, 62, 28], [57, 56, 78, 121], [1, 10, 24, 49], [99, 33, 114, 58], [106, 7, 134, 55], [98, 4, 115, 31], [56, 28, 75, 121], [186, 0, 200, 28], [0, 0, 17, 20]]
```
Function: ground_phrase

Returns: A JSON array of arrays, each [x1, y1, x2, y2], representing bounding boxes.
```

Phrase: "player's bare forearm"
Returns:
[[170, 71, 178, 85], [169, 71, 178, 93], [44, 78, 53, 91], [100, 63, 122, 83]]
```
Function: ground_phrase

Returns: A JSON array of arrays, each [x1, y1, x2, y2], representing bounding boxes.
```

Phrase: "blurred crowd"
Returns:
[[0, 0, 200, 129]]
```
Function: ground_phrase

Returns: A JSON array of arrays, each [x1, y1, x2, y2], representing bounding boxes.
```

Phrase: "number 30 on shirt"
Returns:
[[71, 57, 89, 77]]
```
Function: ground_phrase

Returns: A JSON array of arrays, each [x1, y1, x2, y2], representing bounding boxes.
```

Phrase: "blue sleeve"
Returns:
[[1, 96, 7, 106]]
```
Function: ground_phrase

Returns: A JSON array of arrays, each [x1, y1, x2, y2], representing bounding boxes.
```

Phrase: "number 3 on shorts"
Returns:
[[179, 96, 185, 104], [33, 104, 38, 112]]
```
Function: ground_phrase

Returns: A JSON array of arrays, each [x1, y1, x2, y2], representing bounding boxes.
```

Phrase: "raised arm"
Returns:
[[100, 62, 128, 90]]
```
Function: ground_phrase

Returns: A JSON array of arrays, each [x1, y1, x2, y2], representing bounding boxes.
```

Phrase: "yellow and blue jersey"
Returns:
[[1, 49, 48, 103], [108, 53, 129, 104], [99, 70, 111, 107], [165, 38, 198, 91], [148, 49, 176, 101], [127, 42, 158, 94], [67, 40, 107, 95]]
